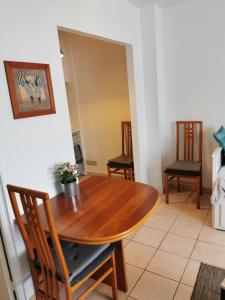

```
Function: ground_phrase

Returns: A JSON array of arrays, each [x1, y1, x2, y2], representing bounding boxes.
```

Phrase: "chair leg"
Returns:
[[196, 176, 200, 209], [200, 174, 203, 195], [165, 173, 169, 204], [128, 168, 132, 181], [35, 294, 42, 300], [107, 165, 111, 177], [177, 176, 181, 192], [124, 169, 127, 180], [65, 283, 72, 300], [111, 253, 118, 300]]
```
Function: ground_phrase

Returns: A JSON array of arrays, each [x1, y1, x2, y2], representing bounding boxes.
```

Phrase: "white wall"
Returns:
[[140, 4, 165, 191], [59, 31, 131, 175], [0, 1, 150, 299], [163, 0, 225, 188]]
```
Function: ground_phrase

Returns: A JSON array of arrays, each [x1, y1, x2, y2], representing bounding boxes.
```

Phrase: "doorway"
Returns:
[[58, 29, 132, 177]]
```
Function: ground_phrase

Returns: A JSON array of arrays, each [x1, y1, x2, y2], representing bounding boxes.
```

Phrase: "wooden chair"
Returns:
[[164, 121, 203, 209], [107, 121, 134, 180], [7, 185, 118, 300]]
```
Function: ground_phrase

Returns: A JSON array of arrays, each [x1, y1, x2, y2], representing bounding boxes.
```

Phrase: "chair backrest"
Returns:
[[121, 121, 132, 156], [7, 185, 69, 300], [176, 121, 203, 162]]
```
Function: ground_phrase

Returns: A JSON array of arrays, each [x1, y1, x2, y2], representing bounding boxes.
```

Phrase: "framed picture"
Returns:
[[4, 61, 56, 119]]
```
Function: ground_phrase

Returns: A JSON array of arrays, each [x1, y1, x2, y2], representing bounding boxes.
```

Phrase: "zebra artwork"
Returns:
[[4, 61, 55, 119], [17, 74, 34, 102], [17, 73, 43, 103], [34, 74, 43, 103]]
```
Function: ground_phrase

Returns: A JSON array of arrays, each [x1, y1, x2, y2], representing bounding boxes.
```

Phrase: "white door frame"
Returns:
[[0, 230, 14, 300], [0, 167, 27, 300]]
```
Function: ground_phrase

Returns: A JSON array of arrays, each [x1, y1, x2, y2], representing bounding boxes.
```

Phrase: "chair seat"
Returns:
[[164, 160, 201, 176], [107, 155, 133, 168], [35, 240, 115, 286]]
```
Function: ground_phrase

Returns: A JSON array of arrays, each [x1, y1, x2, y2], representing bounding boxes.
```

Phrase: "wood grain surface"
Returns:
[[35, 176, 159, 245]]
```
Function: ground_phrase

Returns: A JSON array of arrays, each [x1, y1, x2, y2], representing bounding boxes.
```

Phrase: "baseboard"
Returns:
[[87, 172, 107, 177], [203, 187, 212, 195], [162, 185, 212, 195]]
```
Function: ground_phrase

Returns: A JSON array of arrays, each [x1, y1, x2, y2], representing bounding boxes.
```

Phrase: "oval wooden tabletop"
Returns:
[[39, 176, 159, 244]]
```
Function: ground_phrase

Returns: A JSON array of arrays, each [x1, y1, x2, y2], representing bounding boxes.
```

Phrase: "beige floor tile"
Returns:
[[178, 204, 208, 224], [126, 230, 138, 240], [198, 194, 212, 209], [162, 191, 193, 204], [125, 241, 156, 269], [160, 233, 196, 258], [204, 210, 212, 227], [84, 290, 110, 300], [71, 279, 94, 299], [181, 260, 200, 287], [132, 226, 167, 248], [122, 264, 144, 296], [96, 264, 143, 299], [147, 249, 188, 281], [156, 202, 183, 219], [186, 192, 211, 207], [198, 225, 225, 247], [131, 271, 178, 300], [191, 241, 225, 268], [169, 219, 202, 239], [174, 284, 193, 300], [145, 214, 174, 232], [123, 239, 130, 247]]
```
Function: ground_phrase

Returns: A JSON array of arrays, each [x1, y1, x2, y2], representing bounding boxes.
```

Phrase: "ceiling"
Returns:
[[127, 0, 190, 7]]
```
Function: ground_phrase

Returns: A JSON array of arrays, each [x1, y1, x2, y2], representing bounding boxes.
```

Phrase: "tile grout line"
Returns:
[[156, 191, 205, 299], [128, 194, 187, 299], [161, 195, 193, 300], [125, 193, 211, 300], [172, 195, 209, 299], [125, 195, 174, 299]]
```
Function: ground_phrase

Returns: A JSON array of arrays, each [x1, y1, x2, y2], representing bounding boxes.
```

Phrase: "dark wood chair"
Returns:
[[107, 121, 134, 180], [164, 121, 203, 209], [7, 185, 118, 300]]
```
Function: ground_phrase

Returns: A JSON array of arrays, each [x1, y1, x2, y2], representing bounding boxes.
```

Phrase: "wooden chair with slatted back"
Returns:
[[7, 185, 118, 300], [107, 121, 134, 180], [164, 121, 203, 209]]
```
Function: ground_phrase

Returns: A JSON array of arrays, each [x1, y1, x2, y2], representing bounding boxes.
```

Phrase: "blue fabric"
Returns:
[[34, 239, 115, 286], [70, 244, 115, 285], [213, 126, 225, 149]]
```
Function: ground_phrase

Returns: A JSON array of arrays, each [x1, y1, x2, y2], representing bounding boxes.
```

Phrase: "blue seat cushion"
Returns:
[[164, 160, 201, 176], [213, 126, 225, 149], [108, 155, 133, 168], [34, 239, 115, 286]]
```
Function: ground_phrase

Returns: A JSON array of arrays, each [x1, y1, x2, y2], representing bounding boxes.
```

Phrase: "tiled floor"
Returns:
[[75, 190, 220, 300], [31, 188, 223, 300]]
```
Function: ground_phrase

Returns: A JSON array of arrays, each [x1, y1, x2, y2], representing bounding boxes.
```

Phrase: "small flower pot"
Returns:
[[61, 181, 77, 197]]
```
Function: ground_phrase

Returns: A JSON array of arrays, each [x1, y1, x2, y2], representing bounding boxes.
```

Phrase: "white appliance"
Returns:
[[72, 131, 85, 175], [211, 147, 225, 230]]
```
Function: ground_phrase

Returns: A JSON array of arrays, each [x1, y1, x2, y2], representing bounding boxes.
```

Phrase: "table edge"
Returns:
[[58, 192, 160, 245]]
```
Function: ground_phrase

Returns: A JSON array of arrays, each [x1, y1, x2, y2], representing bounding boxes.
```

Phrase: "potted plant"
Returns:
[[56, 162, 79, 197]]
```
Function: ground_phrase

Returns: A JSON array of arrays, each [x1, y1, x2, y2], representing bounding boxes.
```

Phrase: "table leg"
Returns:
[[113, 240, 128, 292]]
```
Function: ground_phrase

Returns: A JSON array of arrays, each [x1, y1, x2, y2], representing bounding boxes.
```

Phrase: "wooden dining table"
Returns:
[[37, 175, 159, 292]]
